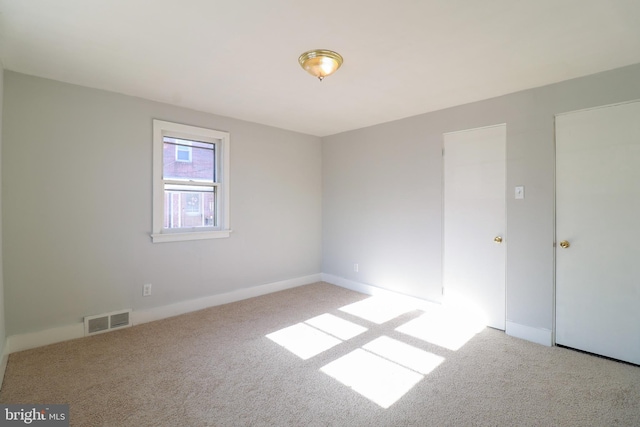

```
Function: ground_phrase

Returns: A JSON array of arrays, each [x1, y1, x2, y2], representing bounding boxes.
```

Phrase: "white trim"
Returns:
[[133, 274, 321, 324], [152, 119, 231, 243], [322, 273, 387, 296], [5, 323, 85, 355], [321, 273, 439, 312], [442, 122, 507, 137], [4, 274, 321, 354], [151, 229, 231, 243], [441, 123, 507, 331], [0, 353, 8, 391], [552, 99, 640, 349], [555, 99, 640, 118], [506, 321, 553, 347]]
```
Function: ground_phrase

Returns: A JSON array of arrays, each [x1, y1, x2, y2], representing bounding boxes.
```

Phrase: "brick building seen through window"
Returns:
[[162, 137, 216, 229]]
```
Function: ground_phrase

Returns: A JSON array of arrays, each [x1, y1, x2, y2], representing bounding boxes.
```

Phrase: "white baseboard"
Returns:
[[133, 274, 321, 325], [321, 273, 439, 311], [506, 321, 553, 347], [3, 274, 552, 356], [322, 273, 379, 296], [0, 351, 7, 391], [5, 323, 85, 355], [4, 274, 321, 355]]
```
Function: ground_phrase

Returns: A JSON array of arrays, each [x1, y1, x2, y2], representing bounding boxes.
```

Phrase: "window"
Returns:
[[152, 120, 230, 242], [184, 193, 201, 214], [175, 143, 192, 162]]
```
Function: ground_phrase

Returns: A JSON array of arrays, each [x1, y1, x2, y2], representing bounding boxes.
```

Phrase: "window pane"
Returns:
[[184, 193, 201, 213], [163, 137, 216, 182], [163, 187, 216, 229], [175, 145, 192, 162]]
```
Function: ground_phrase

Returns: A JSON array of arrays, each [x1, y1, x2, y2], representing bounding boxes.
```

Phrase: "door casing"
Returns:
[[443, 124, 507, 330]]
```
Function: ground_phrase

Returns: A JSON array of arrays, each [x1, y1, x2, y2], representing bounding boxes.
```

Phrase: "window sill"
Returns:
[[151, 230, 231, 243]]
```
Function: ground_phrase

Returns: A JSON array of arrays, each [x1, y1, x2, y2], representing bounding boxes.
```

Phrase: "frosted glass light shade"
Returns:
[[298, 50, 343, 81]]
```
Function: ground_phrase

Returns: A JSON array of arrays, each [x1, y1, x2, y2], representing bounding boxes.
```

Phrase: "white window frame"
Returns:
[[151, 119, 231, 243]]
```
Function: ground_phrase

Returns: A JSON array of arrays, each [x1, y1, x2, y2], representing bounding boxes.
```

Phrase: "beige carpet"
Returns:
[[1, 282, 639, 426]]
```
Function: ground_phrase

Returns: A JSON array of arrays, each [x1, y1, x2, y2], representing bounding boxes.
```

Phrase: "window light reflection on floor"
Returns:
[[320, 348, 426, 409], [266, 314, 367, 360], [396, 304, 486, 351], [265, 294, 480, 409], [362, 335, 445, 375], [305, 313, 368, 340], [338, 296, 418, 324], [266, 323, 342, 360]]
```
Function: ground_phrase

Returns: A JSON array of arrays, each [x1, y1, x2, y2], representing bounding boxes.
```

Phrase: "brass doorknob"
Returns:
[[559, 240, 570, 249], [494, 236, 503, 244]]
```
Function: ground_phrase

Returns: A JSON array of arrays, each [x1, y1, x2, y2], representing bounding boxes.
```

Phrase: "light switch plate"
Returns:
[[515, 186, 524, 199]]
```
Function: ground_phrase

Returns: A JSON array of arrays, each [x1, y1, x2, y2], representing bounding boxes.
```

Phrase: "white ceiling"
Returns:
[[1, 1, 639, 137]]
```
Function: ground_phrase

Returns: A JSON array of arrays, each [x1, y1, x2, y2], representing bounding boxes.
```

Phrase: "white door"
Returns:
[[555, 101, 640, 365], [443, 124, 506, 330]]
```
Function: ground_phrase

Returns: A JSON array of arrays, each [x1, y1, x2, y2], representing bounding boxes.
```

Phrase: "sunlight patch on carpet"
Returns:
[[321, 348, 424, 408], [266, 323, 342, 360], [396, 305, 485, 351], [442, 292, 490, 327], [362, 336, 445, 375], [338, 296, 417, 324], [305, 313, 368, 340]]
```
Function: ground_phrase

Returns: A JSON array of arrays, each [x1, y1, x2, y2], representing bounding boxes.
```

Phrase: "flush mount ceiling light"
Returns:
[[298, 49, 343, 81]]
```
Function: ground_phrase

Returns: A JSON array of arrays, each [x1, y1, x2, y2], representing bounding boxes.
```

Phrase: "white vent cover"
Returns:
[[84, 309, 132, 336]]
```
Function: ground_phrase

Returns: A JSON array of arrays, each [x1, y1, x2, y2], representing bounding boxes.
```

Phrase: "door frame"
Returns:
[[441, 123, 508, 330], [553, 99, 640, 349]]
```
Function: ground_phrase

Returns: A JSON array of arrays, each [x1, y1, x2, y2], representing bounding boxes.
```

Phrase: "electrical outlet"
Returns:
[[354, 263, 359, 273], [143, 283, 152, 297]]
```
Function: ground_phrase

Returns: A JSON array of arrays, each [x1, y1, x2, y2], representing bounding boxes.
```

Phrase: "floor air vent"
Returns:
[[84, 309, 132, 336]]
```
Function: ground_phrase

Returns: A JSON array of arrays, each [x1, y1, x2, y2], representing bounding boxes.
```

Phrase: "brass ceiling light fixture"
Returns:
[[298, 49, 343, 81]]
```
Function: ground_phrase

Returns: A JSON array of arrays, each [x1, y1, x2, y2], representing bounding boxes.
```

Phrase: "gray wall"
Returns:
[[2, 71, 322, 335], [322, 63, 640, 332], [0, 64, 5, 354], [4, 63, 640, 339]]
